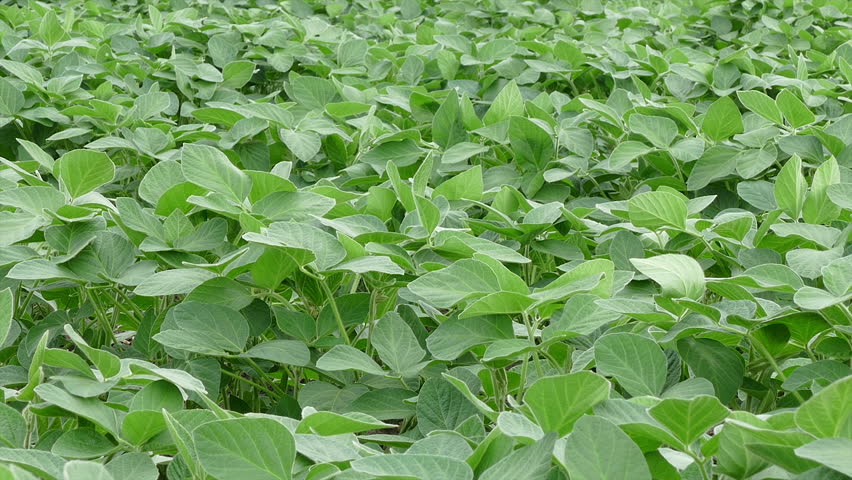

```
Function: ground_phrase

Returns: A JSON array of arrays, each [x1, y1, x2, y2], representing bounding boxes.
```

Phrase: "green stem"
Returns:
[[243, 357, 289, 398], [749, 334, 805, 403], [89, 292, 119, 347], [305, 269, 351, 345], [221, 369, 278, 399]]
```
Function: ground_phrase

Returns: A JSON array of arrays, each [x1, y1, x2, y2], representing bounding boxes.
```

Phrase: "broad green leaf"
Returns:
[[509, 116, 554, 170], [133, 269, 217, 297], [417, 378, 480, 434], [523, 372, 609, 435], [105, 453, 158, 480], [55, 150, 115, 199], [702, 96, 743, 141], [352, 454, 473, 480], [629, 114, 677, 148], [594, 333, 666, 397], [242, 340, 310, 366], [648, 395, 729, 445], [194, 418, 295, 480], [737, 90, 783, 125], [563, 416, 651, 480], [243, 222, 346, 271], [281, 130, 321, 162], [290, 76, 338, 110], [795, 438, 852, 476], [631, 254, 705, 299], [316, 345, 385, 376], [627, 191, 687, 230], [776, 89, 815, 128], [433, 166, 483, 201], [0, 449, 65, 480], [677, 338, 744, 403], [33, 384, 122, 437], [483, 80, 523, 125], [63, 461, 113, 480], [479, 433, 556, 480], [803, 157, 841, 224], [407, 259, 500, 308], [181, 144, 251, 202], [426, 315, 514, 361], [0, 78, 24, 116], [795, 375, 852, 438], [0, 288, 12, 349], [0, 403, 26, 448], [372, 312, 426, 376], [153, 302, 249, 356], [296, 411, 391, 435], [774, 155, 807, 220]]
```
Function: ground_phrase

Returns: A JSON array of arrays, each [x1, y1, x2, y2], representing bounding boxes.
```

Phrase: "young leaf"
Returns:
[[194, 418, 296, 480], [702, 96, 743, 141], [774, 155, 807, 220], [563, 416, 651, 480], [631, 254, 705, 299], [55, 150, 115, 199]]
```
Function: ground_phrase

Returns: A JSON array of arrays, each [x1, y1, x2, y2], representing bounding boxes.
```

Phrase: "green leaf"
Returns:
[[0, 78, 24, 116], [372, 312, 426, 376], [479, 433, 556, 480], [133, 269, 217, 297], [433, 166, 483, 201], [776, 89, 815, 128], [677, 338, 744, 403], [702, 96, 743, 141], [594, 333, 667, 397], [281, 130, 321, 162], [631, 254, 705, 299], [352, 454, 473, 480], [433, 93, 467, 148], [629, 114, 677, 148], [803, 157, 841, 224], [416, 378, 480, 434], [289, 76, 338, 110], [33, 384, 122, 437], [563, 416, 651, 480], [252, 191, 335, 222], [483, 80, 523, 125], [55, 150, 115, 199], [426, 315, 514, 361], [736, 90, 783, 125], [687, 145, 738, 191], [0, 403, 26, 448], [648, 395, 729, 445], [523, 372, 609, 435], [316, 345, 385, 376], [407, 259, 501, 308], [243, 222, 346, 271], [795, 438, 852, 476], [194, 417, 295, 480], [509, 116, 554, 170], [242, 340, 310, 367], [296, 411, 392, 435], [153, 302, 249, 356], [774, 155, 807, 220], [627, 191, 687, 230], [63, 460, 114, 480], [0, 288, 12, 349], [0, 449, 65, 480], [795, 375, 852, 438], [181, 144, 251, 203]]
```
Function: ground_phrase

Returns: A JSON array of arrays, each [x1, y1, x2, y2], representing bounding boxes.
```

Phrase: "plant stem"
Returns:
[[749, 334, 805, 403], [221, 369, 278, 398]]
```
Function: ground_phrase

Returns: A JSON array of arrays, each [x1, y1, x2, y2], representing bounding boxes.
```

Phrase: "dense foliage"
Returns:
[[1, 0, 851, 479]]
